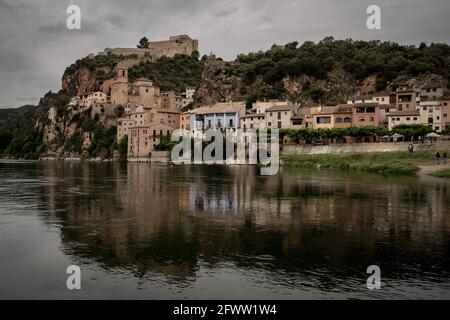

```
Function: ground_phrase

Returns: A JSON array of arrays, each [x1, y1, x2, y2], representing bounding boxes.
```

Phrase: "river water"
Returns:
[[0, 160, 449, 299]]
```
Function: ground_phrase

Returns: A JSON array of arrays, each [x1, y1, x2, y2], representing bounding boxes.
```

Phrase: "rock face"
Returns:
[[194, 57, 246, 105], [194, 57, 360, 106]]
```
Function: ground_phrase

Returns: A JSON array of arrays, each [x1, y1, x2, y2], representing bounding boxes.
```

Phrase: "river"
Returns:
[[0, 160, 449, 299]]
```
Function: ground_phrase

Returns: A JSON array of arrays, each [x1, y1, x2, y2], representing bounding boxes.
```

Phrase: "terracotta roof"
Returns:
[[354, 102, 379, 107], [387, 111, 420, 117], [315, 104, 352, 115], [190, 102, 246, 115], [133, 77, 153, 83], [266, 104, 295, 112]]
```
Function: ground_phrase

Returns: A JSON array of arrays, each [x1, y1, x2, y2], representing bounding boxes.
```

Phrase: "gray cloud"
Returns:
[[0, 0, 449, 108]]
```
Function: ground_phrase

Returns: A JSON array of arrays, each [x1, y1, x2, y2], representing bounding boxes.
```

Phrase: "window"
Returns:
[[277, 121, 281, 128], [406, 117, 410, 121], [359, 118, 365, 122], [277, 112, 281, 120], [366, 107, 375, 113], [335, 117, 343, 123], [344, 117, 351, 123], [413, 117, 418, 121], [444, 113, 448, 118], [316, 116, 331, 124], [229, 119, 233, 127], [369, 116, 374, 121]]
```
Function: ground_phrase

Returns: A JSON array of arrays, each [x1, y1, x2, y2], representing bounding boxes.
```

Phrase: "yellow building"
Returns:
[[312, 105, 353, 129]]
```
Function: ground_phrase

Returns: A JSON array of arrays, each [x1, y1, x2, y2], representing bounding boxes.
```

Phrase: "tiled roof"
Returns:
[[387, 111, 420, 117], [266, 104, 295, 112], [190, 102, 246, 115]]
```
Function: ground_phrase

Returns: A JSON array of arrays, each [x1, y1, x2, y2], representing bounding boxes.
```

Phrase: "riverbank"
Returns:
[[281, 150, 449, 176], [428, 168, 450, 179]]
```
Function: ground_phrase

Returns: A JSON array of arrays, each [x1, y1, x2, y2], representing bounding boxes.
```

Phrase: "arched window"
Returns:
[[344, 117, 352, 123], [335, 117, 343, 123]]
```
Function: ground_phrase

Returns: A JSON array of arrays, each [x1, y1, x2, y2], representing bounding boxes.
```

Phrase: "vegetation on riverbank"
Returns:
[[429, 169, 450, 179], [280, 151, 450, 176]]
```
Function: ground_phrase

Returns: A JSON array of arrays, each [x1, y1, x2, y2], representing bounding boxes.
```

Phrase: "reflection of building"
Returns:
[[34, 161, 450, 289]]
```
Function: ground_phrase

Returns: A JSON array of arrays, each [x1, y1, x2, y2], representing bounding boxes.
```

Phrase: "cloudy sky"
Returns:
[[0, 0, 449, 108]]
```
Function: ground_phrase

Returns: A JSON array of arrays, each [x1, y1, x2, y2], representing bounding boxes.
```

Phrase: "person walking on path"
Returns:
[[436, 152, 441, 165], [443, 151, 448, 165]]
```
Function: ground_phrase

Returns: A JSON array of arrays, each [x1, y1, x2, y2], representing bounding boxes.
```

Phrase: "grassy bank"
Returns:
[[280, 151, 449, 176], [429, 169, 450, 179]]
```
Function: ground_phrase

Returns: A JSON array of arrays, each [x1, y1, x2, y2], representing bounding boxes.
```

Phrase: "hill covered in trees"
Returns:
[[195, 37, 450, 105]]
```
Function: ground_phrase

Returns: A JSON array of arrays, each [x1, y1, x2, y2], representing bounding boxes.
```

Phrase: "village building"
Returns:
[[347, 94, 374, 104], [419, 100, 443, 132], [352, 102, 381, 127], [77, 92, 109, 111], [387, 111, 421, 130], [117, 117, 135, 142], [128, 123, 175, 159], [253, 99, 288, 114], [265, 104, 296, 129], [127, 78, 161, 108], [312, 105, 353, 129], [160, 91, 177, 109], [240, 113, 266, 131], [291, 106, 319, 129], [420, 84, 445, 102], [373, 91, 391, 105], [117, 106, 179, 142], [440, 95, 450, 132], [180, 112, 191, 130], [396, 87, 417, 112], [379, 104, 398, 128], [189, 102, 246, 131]]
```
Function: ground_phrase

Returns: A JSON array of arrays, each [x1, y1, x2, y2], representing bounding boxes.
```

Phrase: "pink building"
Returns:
[[352, 103, 381, 127]]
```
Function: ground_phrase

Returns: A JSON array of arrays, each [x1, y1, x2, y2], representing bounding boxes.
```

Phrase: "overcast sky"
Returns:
[[0, 0, 449, 108]]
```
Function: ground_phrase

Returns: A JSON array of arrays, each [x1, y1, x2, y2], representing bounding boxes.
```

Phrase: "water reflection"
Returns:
[[1, 160, 450, 298]]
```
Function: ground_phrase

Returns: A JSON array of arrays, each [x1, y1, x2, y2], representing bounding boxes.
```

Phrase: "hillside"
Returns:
[[1, 37, 450, 159]]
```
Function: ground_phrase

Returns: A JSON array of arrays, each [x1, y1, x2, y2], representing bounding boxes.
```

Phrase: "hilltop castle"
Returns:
[[88, 35, 199, 60]]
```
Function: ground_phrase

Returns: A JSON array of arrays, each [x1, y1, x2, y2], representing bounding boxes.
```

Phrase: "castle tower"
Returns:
[[111, 67, 129, 105]]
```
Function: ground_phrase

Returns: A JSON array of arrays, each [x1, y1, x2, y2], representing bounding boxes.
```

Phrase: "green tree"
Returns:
[[137, 37, 149, 49]]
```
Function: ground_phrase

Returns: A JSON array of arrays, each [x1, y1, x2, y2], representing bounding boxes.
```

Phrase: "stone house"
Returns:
[[265, 104, 296, 129], [128, 123, 175, 159]]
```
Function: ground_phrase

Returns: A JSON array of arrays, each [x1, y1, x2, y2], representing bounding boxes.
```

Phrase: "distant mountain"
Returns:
[[0, 105, 36, 126]]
